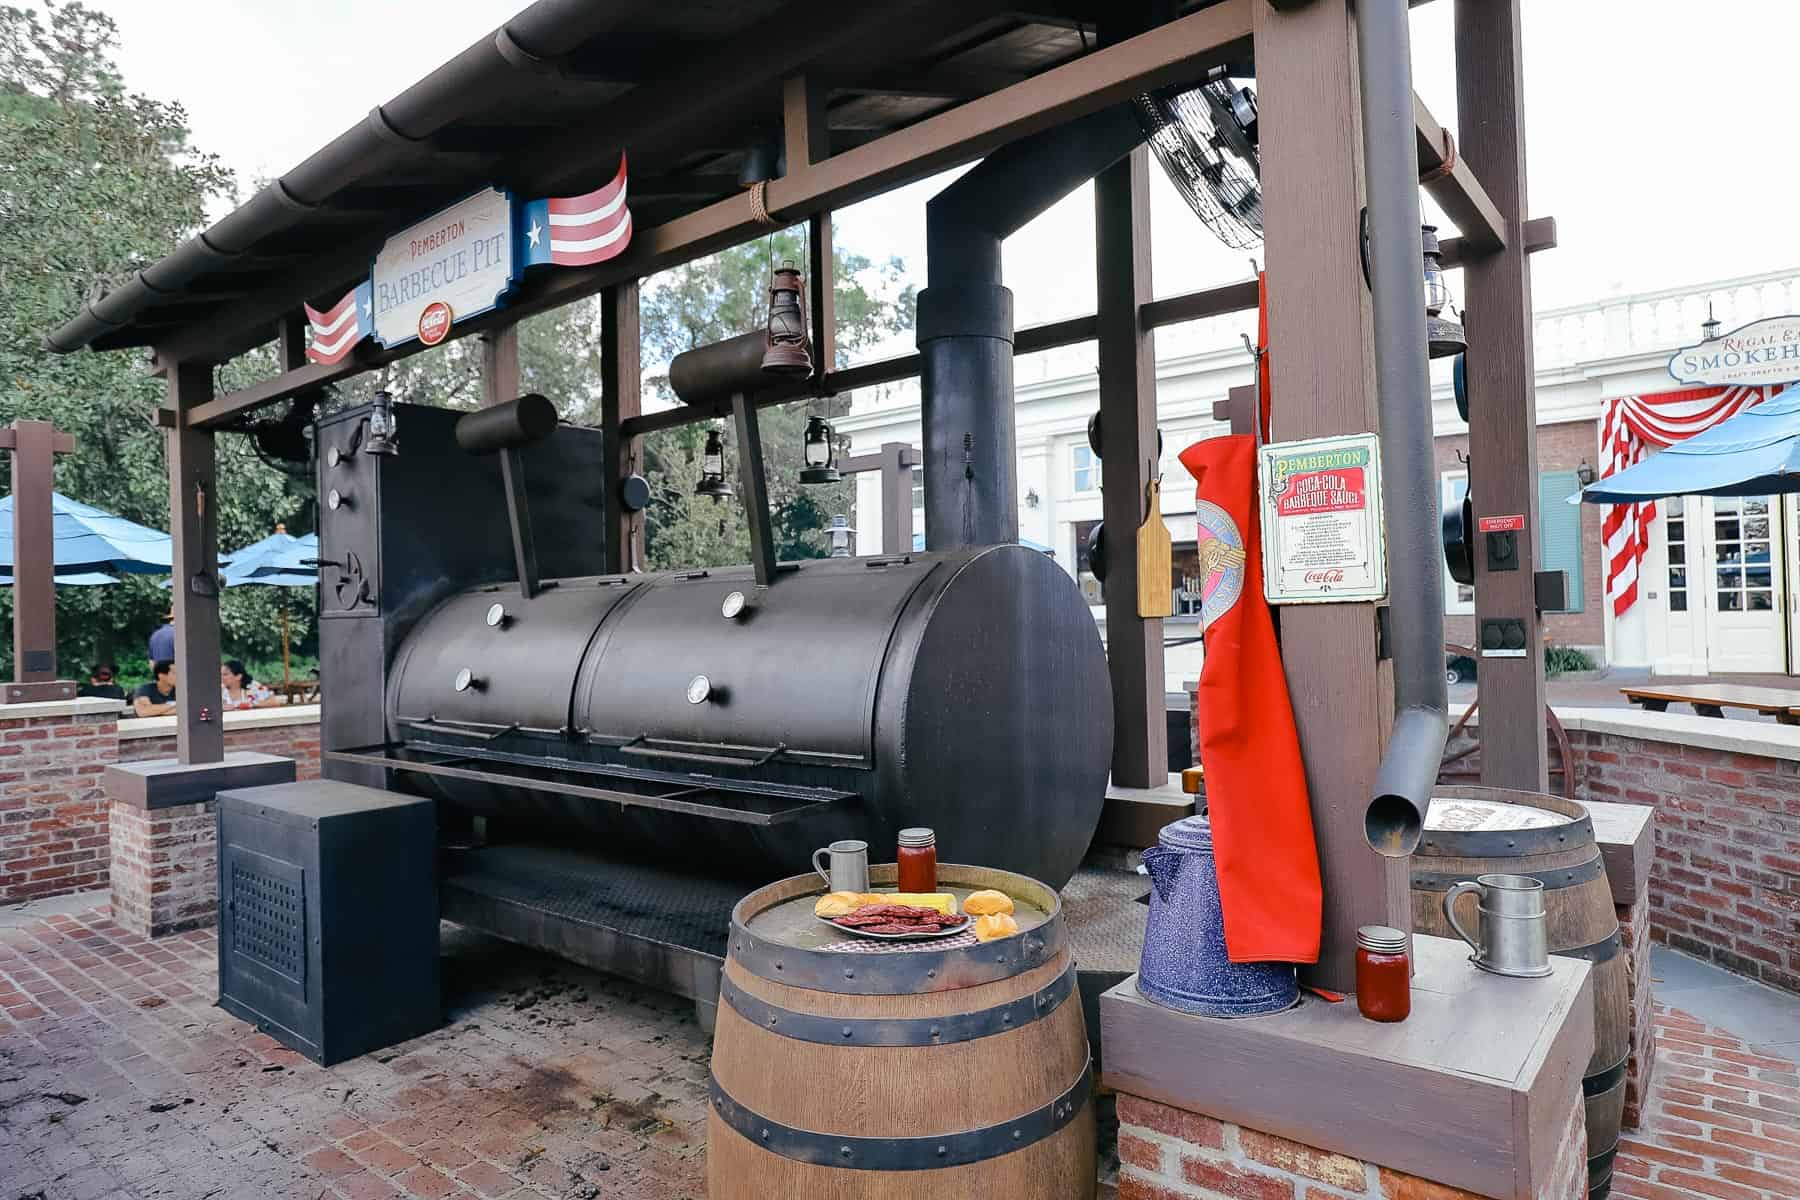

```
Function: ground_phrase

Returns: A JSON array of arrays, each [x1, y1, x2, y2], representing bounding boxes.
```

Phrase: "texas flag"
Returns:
[[521, 155, 632, 268], [304, 281, 374, 365]]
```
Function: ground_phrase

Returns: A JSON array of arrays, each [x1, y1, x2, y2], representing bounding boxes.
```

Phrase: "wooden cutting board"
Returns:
[[1137, 478, 1173, 618]]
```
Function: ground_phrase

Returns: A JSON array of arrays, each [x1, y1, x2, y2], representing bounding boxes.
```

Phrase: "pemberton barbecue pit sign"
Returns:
[[370, 187, 517, 349], [1668, 314, 1800, 389], [1258, 432, 1388, 605]]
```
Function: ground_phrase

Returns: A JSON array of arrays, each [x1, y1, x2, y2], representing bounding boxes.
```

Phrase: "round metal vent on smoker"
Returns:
[[453, 668, 484, 693], [326, 488, 345, 511], [485, 602, 509, 628], [721, 591, 749, 620], [686, 674, 713, 705]]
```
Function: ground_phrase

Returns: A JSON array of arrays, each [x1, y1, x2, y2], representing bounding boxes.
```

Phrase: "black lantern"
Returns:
[[800, 415, 839, 484], [365, 389, 399, 456], [1701, 304, 1721, 342], [1421, 225, 1466, 359], [1576, 458, 1596, 487], [761, 260, 813, 376], [695, 427, 734, 500]]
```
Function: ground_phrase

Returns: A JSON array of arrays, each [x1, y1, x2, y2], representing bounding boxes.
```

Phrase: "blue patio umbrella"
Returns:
[[0, 491, 171, 574], [0, 570, 117, 586], [220, 529, 318, 695], [1579, 389, 1800, 503]]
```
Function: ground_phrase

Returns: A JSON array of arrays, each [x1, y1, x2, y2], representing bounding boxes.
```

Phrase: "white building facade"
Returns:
[[837, 267, 1800, 677]]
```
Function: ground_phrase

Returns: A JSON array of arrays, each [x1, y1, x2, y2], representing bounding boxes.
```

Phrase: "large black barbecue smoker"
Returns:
[[55, 1, 1595, 1197]]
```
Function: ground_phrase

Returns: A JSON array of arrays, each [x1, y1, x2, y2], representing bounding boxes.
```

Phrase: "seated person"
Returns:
[[132, 660, 177, 718], [77, 663, 126, 701], [221, 660, 276, 710]]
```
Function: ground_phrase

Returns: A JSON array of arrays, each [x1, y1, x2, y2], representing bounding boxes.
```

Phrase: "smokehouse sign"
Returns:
[[1667, 314, 1800, 388], [370, 188, 518, 349], [1258, 432, 1388, 605]]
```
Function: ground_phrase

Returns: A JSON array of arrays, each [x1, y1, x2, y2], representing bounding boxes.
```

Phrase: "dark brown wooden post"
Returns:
[[277, 312, 307, 372], [167, 362, 224, 764], [879, 442, 914, 555], [480, 324, 520, 408], [1254, 0, 1407, 992], [3, 420, 76, 701], [601, 282, 643, 574], [1456, 0, 1548, 790], [1095, 144, 1167, 787]]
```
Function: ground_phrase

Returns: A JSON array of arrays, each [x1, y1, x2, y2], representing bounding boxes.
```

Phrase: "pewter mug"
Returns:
[[1442, 872, 1552, 978], [812, 839, 869, 893]]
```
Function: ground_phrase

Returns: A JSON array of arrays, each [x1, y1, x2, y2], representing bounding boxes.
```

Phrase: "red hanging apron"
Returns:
[[1178, 434, 1322, 964]]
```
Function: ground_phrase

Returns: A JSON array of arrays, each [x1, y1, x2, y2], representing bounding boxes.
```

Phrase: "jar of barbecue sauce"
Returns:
[[896, 828, 938, 893], [1355, 926, 1411, 1023]]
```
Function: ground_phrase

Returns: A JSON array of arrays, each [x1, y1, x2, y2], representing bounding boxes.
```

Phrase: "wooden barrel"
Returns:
[[710, 863, 1094, 1200], [1411, 786, 1628, 1200]]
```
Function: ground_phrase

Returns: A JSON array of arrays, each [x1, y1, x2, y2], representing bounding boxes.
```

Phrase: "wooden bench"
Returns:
[[1619, 683, 1800, 724]]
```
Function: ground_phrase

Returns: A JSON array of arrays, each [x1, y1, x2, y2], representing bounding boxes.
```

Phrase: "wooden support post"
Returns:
[[1095, 144, 1166, 788], [1254, 0, 1405, 993], [879, 442, 914, 555], [731, 393, 777, 588], [3, 420, 76, 701], [277, 312, 308, 372], [809, 213, 836, 374], [783, 74, 829, 174], [480, 325, 520, 408], [1456, 0, 1548, 790], [167, 362, 224, 764], [601, 283, 643, 574]]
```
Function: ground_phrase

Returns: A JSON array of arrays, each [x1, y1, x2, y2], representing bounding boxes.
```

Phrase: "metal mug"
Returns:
[[1442, 872, 1552, 978], [812, 840, 870, 893]]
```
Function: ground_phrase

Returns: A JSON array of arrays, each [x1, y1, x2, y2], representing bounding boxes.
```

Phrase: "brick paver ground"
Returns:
[[3, 903, 1797, 1200], [1, 907, 708, 1199]]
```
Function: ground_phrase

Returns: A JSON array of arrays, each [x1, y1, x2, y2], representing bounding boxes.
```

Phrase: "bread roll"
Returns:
[[974, 913, 1019, 942], [963, 889, 1015, 917], [813, 891, 866, 917]]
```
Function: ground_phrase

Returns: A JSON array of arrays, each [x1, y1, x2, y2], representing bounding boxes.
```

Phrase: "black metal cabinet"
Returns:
[[217, 780, 438, 1066]]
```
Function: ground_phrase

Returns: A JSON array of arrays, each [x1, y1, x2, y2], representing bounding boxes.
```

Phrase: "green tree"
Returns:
[[0, 2, 313, 680]]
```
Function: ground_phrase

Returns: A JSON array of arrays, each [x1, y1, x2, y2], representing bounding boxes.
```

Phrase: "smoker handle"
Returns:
[[617, 741, 788, 768], [403, 719, 519, 743]]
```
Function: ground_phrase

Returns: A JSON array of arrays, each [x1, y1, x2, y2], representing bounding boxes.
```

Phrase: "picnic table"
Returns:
[[1619, 683, 1800, 724]]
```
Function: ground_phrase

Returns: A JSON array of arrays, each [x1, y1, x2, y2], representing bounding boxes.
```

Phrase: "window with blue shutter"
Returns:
[[1537, 470, 1584, 612]]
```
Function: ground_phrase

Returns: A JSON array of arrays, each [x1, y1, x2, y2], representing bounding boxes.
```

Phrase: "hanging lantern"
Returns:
[[1421, 225, 1466, 359], [695, 426, 734, 500], [1701, 304, 1721, 342], [761, 260, 813, 376], [365, 389, 399, 456], [828, 514, 854, 557], [800, 415, 840, 484]]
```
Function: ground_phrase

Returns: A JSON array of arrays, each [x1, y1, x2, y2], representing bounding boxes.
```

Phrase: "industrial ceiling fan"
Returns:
[[1134, 67, 1262, 250]]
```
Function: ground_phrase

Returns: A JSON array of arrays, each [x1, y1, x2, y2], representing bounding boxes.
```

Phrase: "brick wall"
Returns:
[[0, 702, 318, 908], [1435, 417, 1605, 654], [109, 800, 218, 938], [0, 701, 120, 904], [1620, 885, 1657, 1129], [118, 717, 321, 779], [1570, 725, 1800, 997], [1116, 1091, 1586, 1200]]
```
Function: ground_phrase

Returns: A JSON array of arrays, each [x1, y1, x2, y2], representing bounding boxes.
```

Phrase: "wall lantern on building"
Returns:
[[695, 426, 735, 500], [1701, 303, 1721, 342], [828, 514, 854, 557], [1576, 458, 1596, 488], [800, 415, 840, 484], [365, 389, 399, 456], [761, 261, 813, 376], [1422, 225, 1466, 359], [1025, 487, 1040, 509]]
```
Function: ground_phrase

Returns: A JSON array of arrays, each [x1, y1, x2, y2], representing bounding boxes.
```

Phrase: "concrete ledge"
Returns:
[[118, 703, 320, 740], [1099, 773, 1195, 848], [1555, 705, 1800, 762], [0, 696, 125, 721], [1583, 799, 1655, 905], [104, 751, 297, 810], [1101, 934, 1593, 1200]]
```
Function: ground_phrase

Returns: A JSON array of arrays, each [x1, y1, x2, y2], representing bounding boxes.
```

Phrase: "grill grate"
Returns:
[[230, 862, 306, 982]]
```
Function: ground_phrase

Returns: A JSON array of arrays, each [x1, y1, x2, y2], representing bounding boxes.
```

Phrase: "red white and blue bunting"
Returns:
[[521, 155, 632, 268], [1599, 384, 1784, 617]]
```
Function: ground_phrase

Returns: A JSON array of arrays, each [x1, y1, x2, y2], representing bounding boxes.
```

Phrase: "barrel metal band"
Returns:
[[721, 961, 1076, 1046], [729, 918, 1064, 994], [1417, 815, 1595, 858], [710, 1057, 1092, 1170], [1411, 853, 1605, 892], [1582, 1052, 1631, 1097], [1554, 929, 1623, 967]]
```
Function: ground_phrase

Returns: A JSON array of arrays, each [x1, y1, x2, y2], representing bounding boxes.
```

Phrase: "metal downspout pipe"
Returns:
[[917, 105, 1147, 549], [1357, 0, 1449, 855]]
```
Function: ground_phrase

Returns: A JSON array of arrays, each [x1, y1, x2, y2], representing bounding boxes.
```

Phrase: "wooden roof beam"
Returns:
[[1414, 92, 1507, 255]]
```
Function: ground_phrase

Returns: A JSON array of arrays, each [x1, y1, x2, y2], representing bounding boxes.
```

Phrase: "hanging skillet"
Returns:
[[1441, 487, 1475, 587]]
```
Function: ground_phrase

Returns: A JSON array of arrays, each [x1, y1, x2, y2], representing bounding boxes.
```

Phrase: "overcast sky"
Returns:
[[70, 0, 1800, 341]]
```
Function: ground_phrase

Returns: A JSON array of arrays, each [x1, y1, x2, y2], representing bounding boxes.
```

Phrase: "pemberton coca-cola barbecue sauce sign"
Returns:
[[1258, 432, 1388, 605]]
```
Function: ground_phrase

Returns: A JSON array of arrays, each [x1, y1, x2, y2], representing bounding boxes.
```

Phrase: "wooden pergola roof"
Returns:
[[47, 0, 1199, 364]]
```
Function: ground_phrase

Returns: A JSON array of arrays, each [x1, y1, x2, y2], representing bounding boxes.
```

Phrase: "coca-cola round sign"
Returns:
[[417, 300, 453, 346]]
